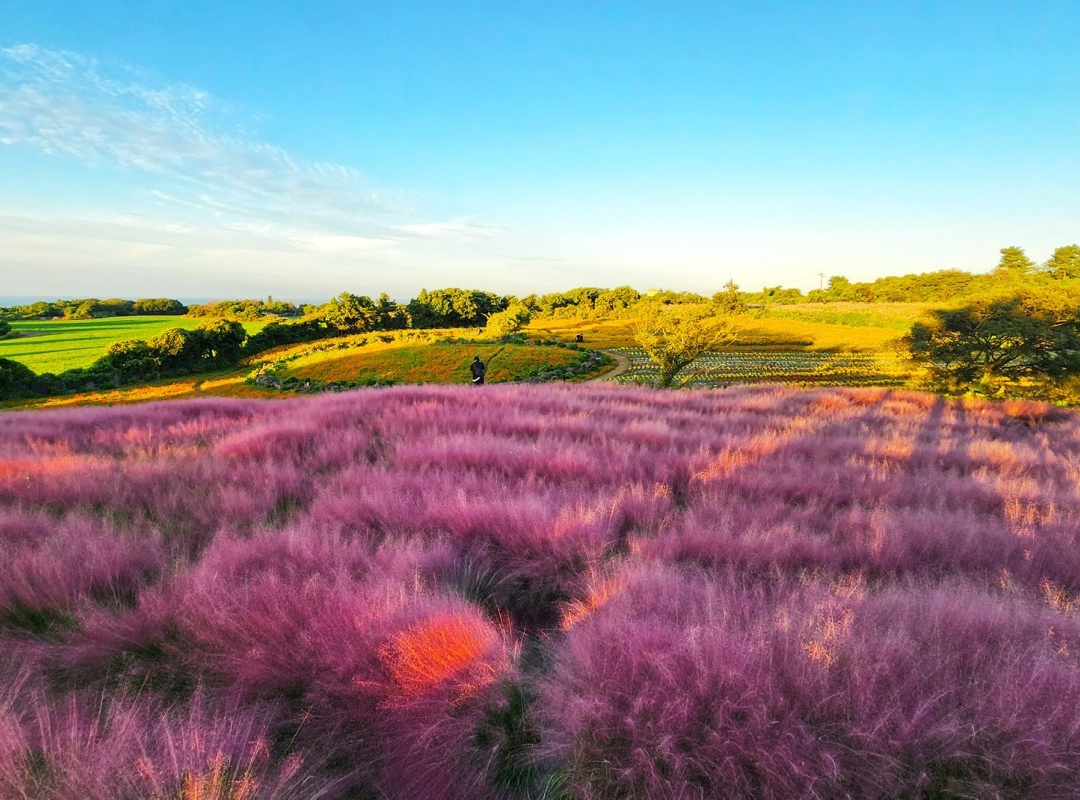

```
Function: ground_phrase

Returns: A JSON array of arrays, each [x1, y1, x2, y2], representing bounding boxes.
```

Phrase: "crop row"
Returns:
[[613, 347, 909, 386]]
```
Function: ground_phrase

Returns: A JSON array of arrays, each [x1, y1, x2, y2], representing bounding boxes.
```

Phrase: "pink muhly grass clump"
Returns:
[[54, 589, 196, 699], [781, 581, 1080, 798], [417, 495, 616, 630], [57, 554, 517, 798], [542, 565, 1080, 799], [159, 546, 515, 798], [0, 398, 266, 458], [0, 509, 164, 634], [541, 566, 836, 799], [368, 594, 518, 800], [0, 688, 330, 799], [192, 523, 376, 586]]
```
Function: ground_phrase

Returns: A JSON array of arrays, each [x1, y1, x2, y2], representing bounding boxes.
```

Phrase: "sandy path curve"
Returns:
[[586, 349, 632, 382]]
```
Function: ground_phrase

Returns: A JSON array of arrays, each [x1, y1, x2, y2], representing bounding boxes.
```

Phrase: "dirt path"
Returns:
[[191, 380, 207, 395], [587, 349, 632, 382]]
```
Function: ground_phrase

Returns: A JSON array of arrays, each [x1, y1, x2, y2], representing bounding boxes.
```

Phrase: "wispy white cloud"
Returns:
[[0, 43, 524, 295], [0, 209, 431, 298], [393, 219, 505, 241], [0, 43, 394, 219]]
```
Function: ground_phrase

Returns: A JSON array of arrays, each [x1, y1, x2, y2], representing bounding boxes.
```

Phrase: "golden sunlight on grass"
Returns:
[[2, 379, 204, 409], [560, 576, 628, 631], [0, 455, 92, 479], [0, 369, 281, 409], [528, 309, 901, 352], [199, 374, 277, 399], [803, 600, 855, 668], [526, 318, 639, 348], [380, 614, 502, 701], [739, 317, 898, 350], [694, 413, 832, 483], [179, 753, 258, 800]]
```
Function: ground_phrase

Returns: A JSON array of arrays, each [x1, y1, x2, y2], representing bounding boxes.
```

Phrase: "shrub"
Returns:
[[0, 358, 37, 400]]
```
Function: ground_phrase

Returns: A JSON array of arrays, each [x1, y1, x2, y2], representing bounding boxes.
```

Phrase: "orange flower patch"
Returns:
[[279, 343, 580, 385]]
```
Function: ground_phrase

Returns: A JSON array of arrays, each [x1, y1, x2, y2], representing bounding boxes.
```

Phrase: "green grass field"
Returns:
[[760, 301, 930, 330], [0, 316, 266, 373]]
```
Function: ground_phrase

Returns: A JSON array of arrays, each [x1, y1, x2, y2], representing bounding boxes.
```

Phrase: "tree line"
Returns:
[[0, 288, 520, 401], [811, 244, 1080, 303], [3, 297, 189, 319], [4, 243, 1080, 401]]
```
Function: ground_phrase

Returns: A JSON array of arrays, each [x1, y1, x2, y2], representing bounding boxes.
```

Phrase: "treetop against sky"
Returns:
[[1, 1, 1078, 299]]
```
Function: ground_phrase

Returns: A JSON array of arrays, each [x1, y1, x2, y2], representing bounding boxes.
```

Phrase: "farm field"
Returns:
[[0, 317, 267, 374], [613, 347, 910, 387], [2, 384, 1080, 798]]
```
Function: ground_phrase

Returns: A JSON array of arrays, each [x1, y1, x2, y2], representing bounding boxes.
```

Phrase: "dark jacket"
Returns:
[[470, 359, 487, 383]]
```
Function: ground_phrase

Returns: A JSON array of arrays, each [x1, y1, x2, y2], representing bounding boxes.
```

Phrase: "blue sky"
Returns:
[[1, 1, 1078, 300]]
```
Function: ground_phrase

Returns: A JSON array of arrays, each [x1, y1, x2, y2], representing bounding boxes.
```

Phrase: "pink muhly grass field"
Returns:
[[3, 383, 1080, 798]]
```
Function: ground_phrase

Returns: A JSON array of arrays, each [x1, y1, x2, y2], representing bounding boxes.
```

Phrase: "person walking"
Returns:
[[470, 355, 487, 385]]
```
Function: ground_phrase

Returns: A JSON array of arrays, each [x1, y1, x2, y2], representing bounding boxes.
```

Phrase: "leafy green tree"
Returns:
[[595, 286, 641, 314], [485, 303, 531, 337], [0, 319, 10, 338], [865, 270, 981, 302], [194, 319, 247, 363], [187, 298, 298, 320], [633, 305, 736, 388], [406, 288, 506, 328], [375, 293, 410, 330], [824, 276, 858, 301], [98, 340, 161, 380], [993, 246, 1036, 278], [1046, 245, 1080, 281], [99, 298, 135, 316], [66, 299, 102, 320], [322, 292, 377, 333], [133, 298, 188, 315], [752, 286, 804, 305], [242, 319, 329, 353], [646, 289, 709, 305], [0, 357, 37, 399], [147, 328, 202, 372], [712, 280, 748, 315], [903, 287, 1080, 391], [18, 301, 60, 319]]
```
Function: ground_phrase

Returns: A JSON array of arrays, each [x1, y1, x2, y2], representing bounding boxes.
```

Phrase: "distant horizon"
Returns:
[[0, 258, 1004, 309], [0, 295, 336, 307]]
